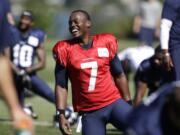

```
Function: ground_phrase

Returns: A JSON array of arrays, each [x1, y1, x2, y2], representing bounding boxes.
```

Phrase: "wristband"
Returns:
[[56, 109, 65, 116]]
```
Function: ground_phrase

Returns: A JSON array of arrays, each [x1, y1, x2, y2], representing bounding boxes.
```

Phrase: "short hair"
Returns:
[[71, 10, 91, 21], [155, 45, 161, 54]]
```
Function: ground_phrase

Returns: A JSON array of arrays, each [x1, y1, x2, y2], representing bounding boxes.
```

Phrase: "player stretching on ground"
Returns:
[[53, 10, 132, 135], [134, 46, 173, 106], [160, 0, 180, 80], [10, 11, 55, 112], [0, 0, 33, 133], [126, 81, 180, 135]]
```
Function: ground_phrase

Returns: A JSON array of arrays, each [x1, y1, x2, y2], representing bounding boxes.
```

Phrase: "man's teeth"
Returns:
[[72, 29, 78, 32]]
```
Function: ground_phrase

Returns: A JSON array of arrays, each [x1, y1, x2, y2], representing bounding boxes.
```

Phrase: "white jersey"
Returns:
[[118, 45, 154, 72]]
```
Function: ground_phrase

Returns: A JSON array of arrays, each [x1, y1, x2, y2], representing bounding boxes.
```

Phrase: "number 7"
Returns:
[[81, 61, 98, 92]]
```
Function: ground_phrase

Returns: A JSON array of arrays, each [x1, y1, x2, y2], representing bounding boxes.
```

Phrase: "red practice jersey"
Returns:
[[53, 33, 122, 112]]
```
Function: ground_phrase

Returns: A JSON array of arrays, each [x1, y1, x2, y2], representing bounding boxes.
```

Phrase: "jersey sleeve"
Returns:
[[35, 29, 46, 45], [162, 0, 178, 22], [38, 30, 46, 44], [105, 34, 118, 61], [53, 41, 68, 67], [55, 64, 68, 88]]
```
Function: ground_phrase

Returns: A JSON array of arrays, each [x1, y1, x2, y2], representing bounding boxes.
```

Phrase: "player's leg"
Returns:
[[170, 48, 180, 81], [145, 28, 155, 46], [81, 113, 106, 135], [139, 27, 154, 46], [109, 99, 132, 131], [30, 75, 55, 103], [81, 109, 107, 135], [13, 75, 25, 106]]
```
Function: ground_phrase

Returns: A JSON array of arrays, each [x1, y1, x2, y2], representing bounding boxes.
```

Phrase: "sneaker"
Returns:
[[23, 104, 38, 119]]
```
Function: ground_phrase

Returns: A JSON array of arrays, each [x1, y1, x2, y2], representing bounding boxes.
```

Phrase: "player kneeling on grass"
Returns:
[[53, 10, 132, 135], [134, 46, 173, 106]]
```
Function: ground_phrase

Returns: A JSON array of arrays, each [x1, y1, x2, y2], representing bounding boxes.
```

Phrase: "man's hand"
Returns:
[[12, 107, 34, 135], [162, 50, 173, 71], [25, 67, 33, 74], [59, 115, 72, 135]]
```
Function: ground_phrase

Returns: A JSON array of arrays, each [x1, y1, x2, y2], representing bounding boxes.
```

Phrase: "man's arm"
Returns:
[[54, 64, 72, 135], [25, 44, 45, 73], [160, 0, 178, 71], [160, 18, 173, 71], [110, 55, 131, 103], [0, 55, 34, 134], [155, 17, 161, 38], [7, 12, 15, 25], [114, 73, 131, 102], [121, 59, 131, 80], [134, 81, 147, 106], [55, 85, 72, 135], [133, 16, 141, 34], [4, 0, 15, 25], [55, 64, 68, 110]]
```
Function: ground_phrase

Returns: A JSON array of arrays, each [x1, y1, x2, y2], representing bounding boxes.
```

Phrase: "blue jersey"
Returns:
[[135, 57, 173, 94], [11, 27, 46, 69], [162, 0, 180, 49], [125, 81, 180, 135], [0, 0, 12, 52]]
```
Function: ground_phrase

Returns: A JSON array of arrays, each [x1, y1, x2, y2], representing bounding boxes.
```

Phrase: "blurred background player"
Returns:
[[0, 0, 34, 134], [125, 81, 180, 135], [118, 42, 154, 80], [53, 10, 132, 135], [133, 0, 162, 46], [160, 0, 180, 81], [0, 0, 15, 26], [9, 11, 55, 119], [134, 46, 173, 106]]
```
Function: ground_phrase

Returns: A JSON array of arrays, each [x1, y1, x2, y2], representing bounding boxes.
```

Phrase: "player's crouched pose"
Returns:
[[53, 10, 132, 135]]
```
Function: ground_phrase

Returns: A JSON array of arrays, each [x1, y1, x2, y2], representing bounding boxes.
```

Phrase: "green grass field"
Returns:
[[0, 38, 139, 135]]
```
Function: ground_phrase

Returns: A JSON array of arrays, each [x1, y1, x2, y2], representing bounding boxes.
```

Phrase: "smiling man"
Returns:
[[53, 10, 132, 135]]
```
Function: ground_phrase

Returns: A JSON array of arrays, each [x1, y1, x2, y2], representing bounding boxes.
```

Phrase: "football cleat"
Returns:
[[23, 104, 38, 119]]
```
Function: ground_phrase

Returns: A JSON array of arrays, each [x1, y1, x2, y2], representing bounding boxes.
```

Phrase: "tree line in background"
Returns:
[[20, 0, 164, 39]]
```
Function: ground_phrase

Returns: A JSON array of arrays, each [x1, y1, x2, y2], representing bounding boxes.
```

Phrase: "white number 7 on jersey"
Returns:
[[81, 61, 98, 92]]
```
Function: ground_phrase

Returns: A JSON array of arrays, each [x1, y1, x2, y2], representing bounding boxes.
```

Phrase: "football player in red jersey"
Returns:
[[53, 10, 132, 135]]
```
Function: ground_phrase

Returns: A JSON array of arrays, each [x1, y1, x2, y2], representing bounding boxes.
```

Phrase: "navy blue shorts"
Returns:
[[81, 99, 132, 135], [139, 26, 155, 46]]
